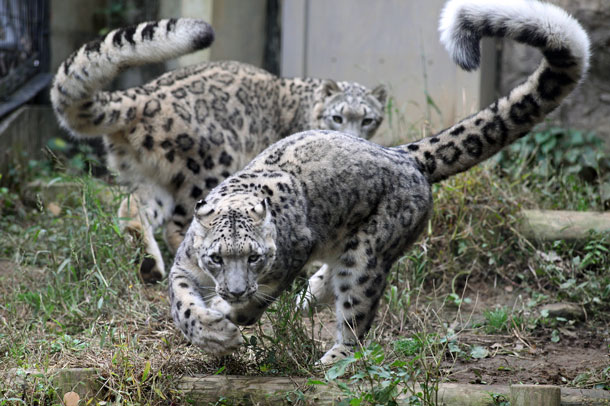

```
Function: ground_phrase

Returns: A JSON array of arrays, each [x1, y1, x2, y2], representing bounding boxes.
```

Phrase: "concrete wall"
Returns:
[[208, 0, 267, 67], [47, 0, 487, 147], [159, 0, 267, 70], [49, 0, 106, 75], [281, 0, 484, 145]]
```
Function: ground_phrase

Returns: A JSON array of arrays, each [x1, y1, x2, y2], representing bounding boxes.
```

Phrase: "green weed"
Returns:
[[318, 341, 442, 406]]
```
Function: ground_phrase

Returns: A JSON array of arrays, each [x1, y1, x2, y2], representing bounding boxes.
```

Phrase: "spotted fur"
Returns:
[[51, 18, 387, 283], [169, 0, 589, 363]]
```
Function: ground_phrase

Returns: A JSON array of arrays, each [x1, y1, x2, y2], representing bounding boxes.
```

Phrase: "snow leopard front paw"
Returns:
[[318, 343, 352, 365], [139, 256, 165, 283], [184, 307, 243, 355]]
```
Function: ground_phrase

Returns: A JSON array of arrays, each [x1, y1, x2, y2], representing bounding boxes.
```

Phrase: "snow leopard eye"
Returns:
[[210, 254, 223, 265], [362, 118, 374, 126], [332, 115, 343, 124], [248, 254, 261, 264]]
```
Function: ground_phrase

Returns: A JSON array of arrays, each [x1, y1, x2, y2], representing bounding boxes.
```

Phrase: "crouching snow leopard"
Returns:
[[51, 18, 387, 283], [168, 0, 590, 364]]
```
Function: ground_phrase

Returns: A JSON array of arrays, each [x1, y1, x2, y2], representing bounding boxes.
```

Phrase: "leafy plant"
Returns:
[[495, 126, 607, 180], [318, 332, 452, 406], [482, 307, 509, 334]]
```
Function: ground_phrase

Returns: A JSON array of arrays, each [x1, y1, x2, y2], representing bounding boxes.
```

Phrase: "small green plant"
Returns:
[[318, 332, 451, 406], [393, 338, 423, 357], [531, 235, 610, 313], [316, 343, 428, 406], [489, 392, 510, 406], [496, 126, 607, 180], [446, 292, 472, 307], [245, 280, 320, 376], [482, 307, 509, 334]]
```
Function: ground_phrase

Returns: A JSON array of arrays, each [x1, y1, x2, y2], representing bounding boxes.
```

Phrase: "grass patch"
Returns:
[[1, 123, 609, 404]]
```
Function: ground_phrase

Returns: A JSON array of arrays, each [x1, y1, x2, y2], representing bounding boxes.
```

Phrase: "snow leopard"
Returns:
[[51, 19, 387, 283], [168, 0, 590, 364]]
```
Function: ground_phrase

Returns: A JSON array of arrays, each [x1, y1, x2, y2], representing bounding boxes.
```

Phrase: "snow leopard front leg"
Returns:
[[319, 237, 390, 364], [169, 260, 243, 354], [118, 184, 174, 283]]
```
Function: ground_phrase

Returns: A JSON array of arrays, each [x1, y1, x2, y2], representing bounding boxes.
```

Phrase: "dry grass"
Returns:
[[0, 133, 609, 405]]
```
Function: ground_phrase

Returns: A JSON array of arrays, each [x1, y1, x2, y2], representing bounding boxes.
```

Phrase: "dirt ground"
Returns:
[[294, 277, 610, 388], [435, 282, 610, 387], [2, 260, 609, 390]]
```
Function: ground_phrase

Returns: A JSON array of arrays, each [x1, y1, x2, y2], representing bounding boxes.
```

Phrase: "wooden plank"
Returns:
[[177, 376, 610, 405], [0, 72, 52, 119], [0, 54, 40, 99]]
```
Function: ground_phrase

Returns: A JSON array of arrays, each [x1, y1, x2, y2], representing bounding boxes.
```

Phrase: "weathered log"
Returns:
[[176, 376, 509, 405], [511, 384, 561, 406], [177, 376, 610, 406], [517, 210, 610, 241], [6, 369, 610, 405]]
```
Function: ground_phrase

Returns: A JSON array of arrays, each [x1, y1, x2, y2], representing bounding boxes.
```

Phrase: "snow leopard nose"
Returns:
[[223, 261, 249, 300], [342, 122, 361, 137], [228, 286, 246, 298]]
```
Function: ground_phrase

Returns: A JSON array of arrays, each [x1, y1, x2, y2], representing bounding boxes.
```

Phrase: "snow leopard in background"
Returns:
[[51, 18, 387, 282]]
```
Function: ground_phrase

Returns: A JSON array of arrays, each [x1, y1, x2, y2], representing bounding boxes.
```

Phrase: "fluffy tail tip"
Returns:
[[192, 21, 215, 50], [174, 18, 215, 51], [438, 0, 482, 72]]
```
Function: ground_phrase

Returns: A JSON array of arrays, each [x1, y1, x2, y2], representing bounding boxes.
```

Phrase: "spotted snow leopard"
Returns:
[[168, 0, 590, 364], [51, 19, 387, 283]]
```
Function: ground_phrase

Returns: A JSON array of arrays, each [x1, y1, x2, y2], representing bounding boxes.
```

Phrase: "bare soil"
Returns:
[[436, 281, 610, 387], [2, 260, 608, 390]]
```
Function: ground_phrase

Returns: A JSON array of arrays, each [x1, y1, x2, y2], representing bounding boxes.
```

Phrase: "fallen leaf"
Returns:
[[470, 346, 489, 359]]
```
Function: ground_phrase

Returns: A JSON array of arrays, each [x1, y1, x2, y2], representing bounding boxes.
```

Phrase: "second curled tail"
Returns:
[[401, 0, 590, 183], [51, 18, 214, 137]]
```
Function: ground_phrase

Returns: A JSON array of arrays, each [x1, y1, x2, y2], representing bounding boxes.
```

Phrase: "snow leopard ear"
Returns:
[[195, 200, 215, 228], [370, 84, 387, 106], [195, 199, 206, 211], [251, 198, 272, 226], [321, 79, 341, 98]]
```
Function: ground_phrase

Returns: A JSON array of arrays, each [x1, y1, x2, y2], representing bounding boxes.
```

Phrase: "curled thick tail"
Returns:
[[403, 0, 590, 183], [51, 18, 214, 137]]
